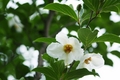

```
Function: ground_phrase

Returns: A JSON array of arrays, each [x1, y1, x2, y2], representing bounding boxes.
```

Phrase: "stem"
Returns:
[[78, 11, 81, 27], [86, 0, 104, 28], [86, 11, 99, 28], [67, 60, 75, 73]]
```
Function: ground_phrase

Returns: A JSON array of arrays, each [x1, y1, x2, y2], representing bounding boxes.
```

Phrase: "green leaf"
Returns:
[[15, 64, 30, 79], [42, 54, 65, 78], [83, 0, 99, 12], [111, 51, 120, 58], [51, 60, 65, 78], [81, 11, 96, 24], [0, 73, 7, 80], [19, 77, 25, 80], [93, 33, 120, 43], [101, 0, 120, 13], [44, 3, 78, 21], [69, 61, 80, 71], [33, 37, 56, 44], [64, 69, 99, 79], [42, 53, 54, 65], [78, 28, 98, 48], [33, 67, 58, 80]]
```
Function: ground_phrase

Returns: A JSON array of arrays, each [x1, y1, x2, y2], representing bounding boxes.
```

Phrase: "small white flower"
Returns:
[[40, 74, 46, 80], [46, 31, 84, 65], [77, 53, 104, 71]]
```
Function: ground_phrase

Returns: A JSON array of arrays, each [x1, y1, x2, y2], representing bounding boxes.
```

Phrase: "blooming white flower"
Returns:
[[46, 31, 84, 65], [77, 53, 104, 71]]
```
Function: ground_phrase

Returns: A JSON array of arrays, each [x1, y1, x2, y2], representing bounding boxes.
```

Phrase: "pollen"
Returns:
[[84, 57, 91, 64], [63, 44, 73, 54]]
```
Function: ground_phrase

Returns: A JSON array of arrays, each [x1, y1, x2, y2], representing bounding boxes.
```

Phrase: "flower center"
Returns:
[[63, 44, 73, 54], [84, 57, 91, 64]]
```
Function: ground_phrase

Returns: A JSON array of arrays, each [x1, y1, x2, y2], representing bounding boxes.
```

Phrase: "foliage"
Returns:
[[0, 0, 120, 80]]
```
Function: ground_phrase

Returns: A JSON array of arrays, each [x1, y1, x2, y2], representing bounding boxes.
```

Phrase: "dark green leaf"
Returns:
[[64, 68, 99, 79], [83, 0, 99, 12], [93, 33, 120, 43], [78, 28, 98, 48], [51, 60, 65, 78], [42, 53, 54, 65], [101, 0, 120, 13], [42, 54, 65, 78], [33, 67, 57, 80], [69, 61, 80, 71], [81, 11, 97, 24], [44, 3, 78, 21], [33, 37, 56, 44], [111, 51, 120, 58], [15, 64, 30, 79], [0, 73, 7, 80]]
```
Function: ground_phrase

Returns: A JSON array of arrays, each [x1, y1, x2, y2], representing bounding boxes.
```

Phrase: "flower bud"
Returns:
[[77, 4, 81, 12]]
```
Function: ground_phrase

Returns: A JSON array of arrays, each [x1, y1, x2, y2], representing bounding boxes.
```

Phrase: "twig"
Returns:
[[67, 60, 75, 73], [86, 11, 98, 28]]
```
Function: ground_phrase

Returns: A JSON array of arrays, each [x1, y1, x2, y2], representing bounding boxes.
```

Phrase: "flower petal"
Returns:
[[56, 31, 68, 45], [91, 54, 104, 68], [83, 63, 93, 71], [46, 42, 64, 58], [59, 53, 74, 65], [68, 37, 84, 60], [77, 53, 104, 71]]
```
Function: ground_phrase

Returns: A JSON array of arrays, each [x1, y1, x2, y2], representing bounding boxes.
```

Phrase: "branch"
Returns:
[[86, 0, 104, 28], [34, 43, 47, 80], [34, 0, 55, 80], [44, 10, 55, 37]]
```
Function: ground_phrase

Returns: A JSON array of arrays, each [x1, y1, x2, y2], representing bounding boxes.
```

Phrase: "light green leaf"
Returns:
[[93, 33, 120, 43], [44, 3, 78, 21], [19, 77, 25, 80], [33, 37, 56, 44], [78, 28, 98, 48]]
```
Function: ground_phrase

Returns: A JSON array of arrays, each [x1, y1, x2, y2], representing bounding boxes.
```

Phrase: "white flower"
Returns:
[[40, 74, 46, 80], [77, 53, 104, 71], [46, 31, 84, 65]]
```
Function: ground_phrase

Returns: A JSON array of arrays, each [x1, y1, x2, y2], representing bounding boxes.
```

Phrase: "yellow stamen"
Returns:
[[63, 44, 73, 54], [84, 57, 91, 64]]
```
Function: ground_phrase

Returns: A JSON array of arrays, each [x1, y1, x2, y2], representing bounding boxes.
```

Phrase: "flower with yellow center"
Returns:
[[77, 53, 104, 71], [46, 31, 84, 65]]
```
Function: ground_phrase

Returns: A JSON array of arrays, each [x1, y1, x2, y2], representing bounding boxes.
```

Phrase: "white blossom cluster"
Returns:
[[47, 31, 104, 71]]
